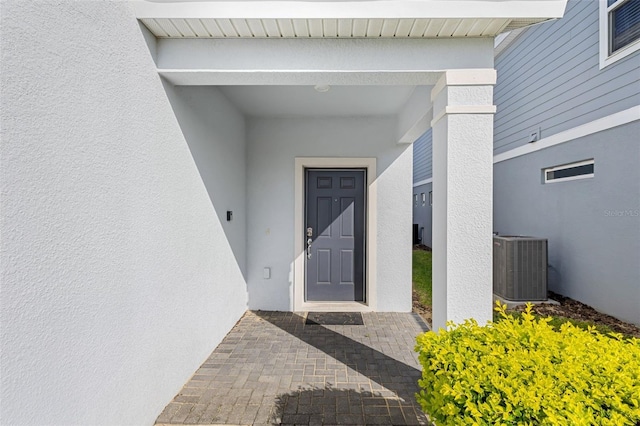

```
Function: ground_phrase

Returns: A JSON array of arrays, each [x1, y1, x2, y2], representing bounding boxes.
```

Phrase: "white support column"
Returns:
[[431, 69, 497, 331]]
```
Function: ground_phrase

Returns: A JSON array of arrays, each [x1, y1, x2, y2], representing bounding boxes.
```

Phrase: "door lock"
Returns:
[[307, 238, 312, 259]]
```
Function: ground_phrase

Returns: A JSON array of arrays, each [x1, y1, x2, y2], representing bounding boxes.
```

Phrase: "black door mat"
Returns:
[[305, 312, 364, 325]]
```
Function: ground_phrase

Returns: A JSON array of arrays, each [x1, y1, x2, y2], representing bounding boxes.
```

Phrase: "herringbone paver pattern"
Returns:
[[156, 311, 430, 425]]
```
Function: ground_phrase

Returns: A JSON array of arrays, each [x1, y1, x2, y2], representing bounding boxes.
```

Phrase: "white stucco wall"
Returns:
[[163, 84, 248, 276], [1, 3, 247, 425], [246, 116, 413, 312]]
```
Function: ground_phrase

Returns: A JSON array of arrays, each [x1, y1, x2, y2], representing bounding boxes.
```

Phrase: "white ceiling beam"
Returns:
[[158, 69, 443, 86], [397, 86, 433, 143], [156, 37, 494, 72]]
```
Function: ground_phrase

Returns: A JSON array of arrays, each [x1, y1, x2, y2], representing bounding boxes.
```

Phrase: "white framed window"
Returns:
[[414, 194, 418, 207], [599, 0, 640, 69], [544, 159, 595, 184], [429, 191, 433, 206], [420, 193, 426, 206]]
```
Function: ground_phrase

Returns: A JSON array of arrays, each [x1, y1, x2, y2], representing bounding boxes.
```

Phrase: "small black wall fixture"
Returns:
[[226, 211, 233, 221]]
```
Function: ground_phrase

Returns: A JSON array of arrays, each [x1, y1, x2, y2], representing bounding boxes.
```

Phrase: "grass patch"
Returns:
[[411, 249, 623, 337], [412, 250, 432, 306]]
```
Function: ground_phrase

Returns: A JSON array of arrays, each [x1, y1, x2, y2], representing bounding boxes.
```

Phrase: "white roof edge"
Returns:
[[494, 27, 526, 57], [132, 1, 568, 20]]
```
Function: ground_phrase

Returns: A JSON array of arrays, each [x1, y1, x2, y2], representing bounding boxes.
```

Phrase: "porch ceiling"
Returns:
[[218, 85, 419, 117], [135, 1, 567, 39]]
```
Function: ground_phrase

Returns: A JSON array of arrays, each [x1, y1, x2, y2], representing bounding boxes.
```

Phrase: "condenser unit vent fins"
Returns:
[[493, 236, 548, 301]]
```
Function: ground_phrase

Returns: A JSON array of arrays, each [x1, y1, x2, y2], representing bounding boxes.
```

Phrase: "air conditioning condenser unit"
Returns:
[[493, 235, 548, 301]]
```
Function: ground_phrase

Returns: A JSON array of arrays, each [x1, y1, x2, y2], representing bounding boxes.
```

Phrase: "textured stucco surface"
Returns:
[[494, 122, 640, 325], [432, 84, 495, 331], [158, 37, 494, 72], [1, 2, 248, 425], [163, 84, 248, 276], [246, 117, 413, 312]]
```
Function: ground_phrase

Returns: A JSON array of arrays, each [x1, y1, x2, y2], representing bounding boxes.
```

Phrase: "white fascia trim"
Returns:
[[599, 0, 640, 69], [413, 178, 433, 188], [494, 106, 640, 164], [133, 1, 567, 20], [494, 27, 526, 58]]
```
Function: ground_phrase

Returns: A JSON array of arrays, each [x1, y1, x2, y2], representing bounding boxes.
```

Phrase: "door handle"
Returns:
[[306, 227, 313, 259]]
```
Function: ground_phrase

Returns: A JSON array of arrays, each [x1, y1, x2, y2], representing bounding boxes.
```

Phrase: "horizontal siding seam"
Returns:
[[413, 178, 433, 187], [495, 3, 596, 94], [495, 37, 598, 104], [493, 106, 640, 161], [495, 77, 640, 144], [495, 29, 598, 101], [495, 1, 594, 76], [494, 75, 638, 137], [495, 96, 639, 151]]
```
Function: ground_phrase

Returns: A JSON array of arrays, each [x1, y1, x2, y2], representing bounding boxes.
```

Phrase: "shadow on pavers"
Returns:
[[269, 385, 430, 425], [254, 312, 431, 425]]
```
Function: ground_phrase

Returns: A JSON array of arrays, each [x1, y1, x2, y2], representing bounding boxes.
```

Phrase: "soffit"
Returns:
[[134, 1, 567, 39], [140, 17, 523, 38]]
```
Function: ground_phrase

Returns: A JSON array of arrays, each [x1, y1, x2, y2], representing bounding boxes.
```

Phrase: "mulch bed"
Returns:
[[511, 291, 640, 338], [412, 290, 432, 326], [413, 290, 640, 338]]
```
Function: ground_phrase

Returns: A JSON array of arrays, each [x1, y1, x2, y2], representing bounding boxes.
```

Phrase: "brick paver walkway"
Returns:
[[156, 311, 431, 425]]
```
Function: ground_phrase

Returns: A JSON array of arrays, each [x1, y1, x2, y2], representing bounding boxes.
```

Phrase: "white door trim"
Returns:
[[294, 157, 377, 312]]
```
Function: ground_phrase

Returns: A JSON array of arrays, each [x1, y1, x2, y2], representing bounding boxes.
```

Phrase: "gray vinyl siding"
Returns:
[[412, 129, 433, 247], [412, 129, 432, 183], [494, 0, 640, 155], [412, 182, 433, 247]]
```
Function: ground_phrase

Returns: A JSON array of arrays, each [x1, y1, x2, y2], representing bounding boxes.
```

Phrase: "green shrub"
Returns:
[[493, 310, 621, 337], [415, 302, 640, 425]]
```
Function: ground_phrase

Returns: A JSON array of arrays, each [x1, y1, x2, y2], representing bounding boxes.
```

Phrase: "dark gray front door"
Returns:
[[305, 169, 365, 301]]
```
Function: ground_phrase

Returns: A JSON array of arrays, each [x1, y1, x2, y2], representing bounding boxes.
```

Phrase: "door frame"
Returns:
[[294, 157, 377, 312]]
